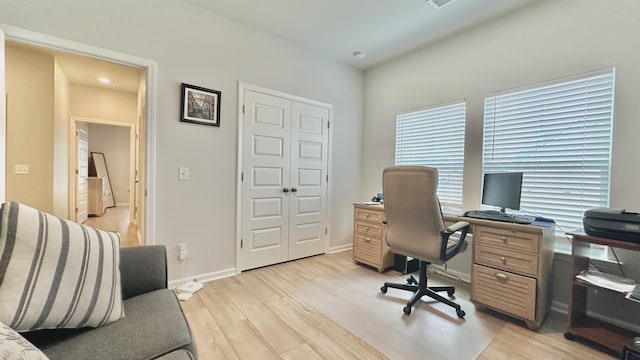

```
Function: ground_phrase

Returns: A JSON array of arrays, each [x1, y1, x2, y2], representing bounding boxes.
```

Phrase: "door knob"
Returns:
[[283, 187, 290, 193], [291, 187, 298, 193]]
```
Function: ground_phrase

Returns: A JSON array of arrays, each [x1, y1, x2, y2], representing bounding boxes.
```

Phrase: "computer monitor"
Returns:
[[481, 172, 523, 213]]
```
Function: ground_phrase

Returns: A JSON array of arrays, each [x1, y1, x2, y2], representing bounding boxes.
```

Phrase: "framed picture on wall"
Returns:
[[180, 83, 221, 127]]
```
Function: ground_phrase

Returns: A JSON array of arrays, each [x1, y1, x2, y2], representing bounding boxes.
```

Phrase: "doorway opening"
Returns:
[[1, 25, 157, 245], [72, 118, 139, 246]]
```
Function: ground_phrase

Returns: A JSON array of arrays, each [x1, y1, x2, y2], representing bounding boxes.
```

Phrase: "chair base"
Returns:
[[381, 261, 465, 318]]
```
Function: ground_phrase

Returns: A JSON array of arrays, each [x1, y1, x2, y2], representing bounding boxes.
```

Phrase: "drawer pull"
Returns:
[[501, 256, 506, 264], [364, 237, 371, 242], [501, 236, 507, 242], [495, 273, 509, 281], [366, 214, 371, 218]]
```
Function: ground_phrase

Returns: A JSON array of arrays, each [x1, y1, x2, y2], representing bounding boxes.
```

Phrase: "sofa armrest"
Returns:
[[120, 245, 168, 299]]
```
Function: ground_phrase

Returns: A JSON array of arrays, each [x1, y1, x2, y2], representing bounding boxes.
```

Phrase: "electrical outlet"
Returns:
[[14, 165, 29, 175], [178, 241, 187, 260], [178, 167, 189, 181]]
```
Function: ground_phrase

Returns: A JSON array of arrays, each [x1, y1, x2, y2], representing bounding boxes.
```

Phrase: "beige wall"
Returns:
[[53, 60, 70, 217], [70, 84, 137, 123], [87, 123, 131, 205], [6, 45, 54, 212]]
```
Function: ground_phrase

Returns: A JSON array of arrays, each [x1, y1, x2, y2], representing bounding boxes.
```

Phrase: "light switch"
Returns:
[[178, 167, 189, 181], [15, 165, 29, 175]]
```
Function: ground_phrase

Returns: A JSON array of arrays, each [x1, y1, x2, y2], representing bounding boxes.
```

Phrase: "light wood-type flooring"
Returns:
[[180, 251, 614, 360], [83, 206, 140, 247]]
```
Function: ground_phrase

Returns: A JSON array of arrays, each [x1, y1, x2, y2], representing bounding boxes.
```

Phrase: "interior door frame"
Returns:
[[0, 23, 158, 245], [70, 117, 136, 224], [236, 82, 334, 273]]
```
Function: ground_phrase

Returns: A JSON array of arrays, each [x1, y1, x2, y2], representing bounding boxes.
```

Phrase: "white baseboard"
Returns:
[[168, 267, 236, 289], [328, 243, 352, 254], [430, 266, 471, 284], [551, 300, 568, 315], [116, 202, 129, 207]]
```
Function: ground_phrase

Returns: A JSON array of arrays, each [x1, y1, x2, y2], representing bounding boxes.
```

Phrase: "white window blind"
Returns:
[[483, 69, 615, 234], [396, 101, 466, 205]]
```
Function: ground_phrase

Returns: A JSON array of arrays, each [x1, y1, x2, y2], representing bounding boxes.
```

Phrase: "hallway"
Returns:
[[83, 206, 140, 247]]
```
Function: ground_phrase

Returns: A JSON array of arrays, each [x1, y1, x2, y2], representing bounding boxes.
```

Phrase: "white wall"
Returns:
[[0, 0, 364, 281], [362, 0, 640, 215], [361, 0, 640, 324], [87, 123, 131, 205]]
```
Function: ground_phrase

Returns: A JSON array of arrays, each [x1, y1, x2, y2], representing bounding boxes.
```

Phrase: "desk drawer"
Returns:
[[355, 207, 384, 224], [354, 221, 383, 238], [475, 226, 539, 254], [472, 264, 536, 321], [354, 233, 382, 265], [475, 244, 538, 277]]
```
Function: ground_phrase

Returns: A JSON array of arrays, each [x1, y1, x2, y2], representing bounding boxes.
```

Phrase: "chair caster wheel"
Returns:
[[447, 289, 455, 298], [456, 309, 465, 319], [407, 277, 417, 285], [564, 332, 576, 341], [380, 286, 387, 294], [403, 306, 412, 315]]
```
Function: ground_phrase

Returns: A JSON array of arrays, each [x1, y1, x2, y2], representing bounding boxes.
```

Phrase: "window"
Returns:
[[483, 69, 615, 236], [396, 101, 466, 205]]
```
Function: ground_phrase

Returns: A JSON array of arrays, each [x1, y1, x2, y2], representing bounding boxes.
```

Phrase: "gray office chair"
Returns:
[[380, 166, 470, 318]]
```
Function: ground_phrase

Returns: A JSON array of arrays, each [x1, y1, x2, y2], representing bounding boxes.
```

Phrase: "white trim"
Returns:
[[1, 23, 157, 245], [328, 244, 352, 254], [168, 268, 237, 289], [0, 29, 5, 203], [115, 203, 130, 207], [236, 82, 334, 272], [235, 85, 244, 274]]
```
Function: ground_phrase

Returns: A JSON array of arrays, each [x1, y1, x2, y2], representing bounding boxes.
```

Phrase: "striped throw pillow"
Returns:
[[0, 202, 124, 332]]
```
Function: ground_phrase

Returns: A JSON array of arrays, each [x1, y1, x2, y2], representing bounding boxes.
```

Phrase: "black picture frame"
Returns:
[[180, 83, 221, 127]]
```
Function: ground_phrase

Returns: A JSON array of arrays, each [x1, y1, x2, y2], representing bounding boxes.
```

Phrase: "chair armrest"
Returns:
[[445, 221, 470, 234], [119, 245, 168, 299], [440, 221, 470, 261]]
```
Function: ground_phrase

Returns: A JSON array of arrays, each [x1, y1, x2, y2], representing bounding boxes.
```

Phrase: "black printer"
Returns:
[[583, 208, 640, 243]]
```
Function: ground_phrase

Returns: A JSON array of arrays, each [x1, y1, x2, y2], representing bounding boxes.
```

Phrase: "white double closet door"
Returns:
[[240, 88, 330, 271]]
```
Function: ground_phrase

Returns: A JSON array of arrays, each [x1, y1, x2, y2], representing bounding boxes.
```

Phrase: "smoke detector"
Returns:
[[428, 0, 456, 9]]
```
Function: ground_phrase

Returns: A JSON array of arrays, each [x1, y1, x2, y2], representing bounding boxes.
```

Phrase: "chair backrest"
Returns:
[[383, 166, 446, 263]]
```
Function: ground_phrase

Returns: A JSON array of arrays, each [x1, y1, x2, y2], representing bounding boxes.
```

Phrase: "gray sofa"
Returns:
[[21, 245, 197, 360]]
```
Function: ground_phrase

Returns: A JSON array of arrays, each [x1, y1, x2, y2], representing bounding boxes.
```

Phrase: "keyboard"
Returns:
[[464, 210, 535, 224]]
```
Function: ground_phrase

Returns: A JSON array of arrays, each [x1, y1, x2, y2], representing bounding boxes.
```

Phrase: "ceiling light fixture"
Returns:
[[352, 51, 366, 60]]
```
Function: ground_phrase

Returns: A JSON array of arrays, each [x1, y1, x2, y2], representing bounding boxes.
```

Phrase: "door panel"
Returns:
[[288, 102, 328, 260], [241, 91, 291, 270], [241, 89, 329, 270]]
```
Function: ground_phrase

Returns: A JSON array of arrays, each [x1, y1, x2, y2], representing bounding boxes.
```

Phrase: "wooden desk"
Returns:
[[464, 215, 555, 329], [351, 204, 555, 328], [564, 232, 640, 354], [352, 204, 393, 272]]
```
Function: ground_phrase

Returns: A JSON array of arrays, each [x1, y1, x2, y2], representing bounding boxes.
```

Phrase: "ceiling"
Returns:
[[7, 0, 538, 90], [184, 0, 538, 69], [8, 40, 143, 94], [53, 52, 143, 93]]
